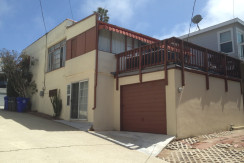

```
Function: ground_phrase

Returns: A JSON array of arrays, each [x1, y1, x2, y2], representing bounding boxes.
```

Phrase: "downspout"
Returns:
[[43, 33, 48, 93], [92, 14, 99, 110]]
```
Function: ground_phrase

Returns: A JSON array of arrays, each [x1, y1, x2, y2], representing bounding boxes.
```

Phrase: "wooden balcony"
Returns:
[[116, 37, 241, 79]]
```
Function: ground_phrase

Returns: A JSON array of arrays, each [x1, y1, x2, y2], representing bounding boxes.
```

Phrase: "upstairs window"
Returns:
[[218, 29, 233, 53], [237, 30, 244, 58], [48, 40, 66, 71]]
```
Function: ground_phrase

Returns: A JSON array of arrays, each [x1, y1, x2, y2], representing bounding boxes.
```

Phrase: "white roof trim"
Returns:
[[179, 18, 244, 39]]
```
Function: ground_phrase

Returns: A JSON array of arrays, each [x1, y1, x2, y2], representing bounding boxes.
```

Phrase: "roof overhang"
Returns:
[[98, 21, 159, 44]]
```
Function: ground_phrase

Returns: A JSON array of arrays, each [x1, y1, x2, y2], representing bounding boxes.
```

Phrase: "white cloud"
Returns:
[[0, 0, 11, 28], [81, 0, 149, 25], [201, 0, 244, 27], [154, 23, 190, 40], [155, 0, 244, 40]]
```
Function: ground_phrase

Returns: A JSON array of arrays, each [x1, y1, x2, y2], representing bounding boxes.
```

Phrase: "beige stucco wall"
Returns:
[[113, 70, 178, 135], [112, 68, 243, 138], [93, 51, 116, 130], [175, 70, 244, 138], [66, 15, 96, 40], [24, 16, 96, 121]]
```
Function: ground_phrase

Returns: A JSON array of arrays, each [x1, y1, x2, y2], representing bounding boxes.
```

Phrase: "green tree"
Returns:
[[0, 49, 37, 97], [94, 7, 109, 23]]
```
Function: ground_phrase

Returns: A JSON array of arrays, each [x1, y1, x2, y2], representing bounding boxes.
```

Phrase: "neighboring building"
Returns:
[[180, 18, 244, 61], [24, 14, 243, 138]]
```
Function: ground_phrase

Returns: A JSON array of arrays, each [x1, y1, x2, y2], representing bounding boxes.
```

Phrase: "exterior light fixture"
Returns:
[[178, 87, 183, 93]]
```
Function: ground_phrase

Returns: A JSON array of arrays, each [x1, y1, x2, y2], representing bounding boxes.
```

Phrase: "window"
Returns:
[[67, 85, 71, 106], [237, 30, 244, 58], [127, 37, 133, 50], [98, 29, 110, 52], [48, 40, 66, 71], [218, 29, 233, 53], [97, 30, 149, 54], [112, 32, 125, 54]]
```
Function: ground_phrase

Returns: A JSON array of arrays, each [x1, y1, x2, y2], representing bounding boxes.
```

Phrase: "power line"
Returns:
[[38, 0, 47, 90], [187, 0, 197, 42], [39, 0, 47, 34], [68, 0, 74, 20]]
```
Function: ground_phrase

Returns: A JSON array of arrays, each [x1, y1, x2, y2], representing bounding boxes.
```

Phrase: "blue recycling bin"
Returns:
[[4, 96, 8, 110], [17, 97, 30, 112]]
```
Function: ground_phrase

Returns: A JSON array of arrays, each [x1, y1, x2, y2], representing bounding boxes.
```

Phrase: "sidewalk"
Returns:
[[158, 130, 244, 162]]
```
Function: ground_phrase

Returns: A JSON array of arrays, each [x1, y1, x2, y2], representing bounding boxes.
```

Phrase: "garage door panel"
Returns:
[[123, 103, 165, 109], [121, 80, 166, 134]]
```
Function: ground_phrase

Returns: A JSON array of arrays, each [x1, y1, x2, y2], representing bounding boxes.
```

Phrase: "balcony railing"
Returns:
[[116, 37, 241, 79]]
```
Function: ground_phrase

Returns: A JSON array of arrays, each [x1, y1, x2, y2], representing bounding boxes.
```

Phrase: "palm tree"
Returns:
[[94, 7, 109, 23]]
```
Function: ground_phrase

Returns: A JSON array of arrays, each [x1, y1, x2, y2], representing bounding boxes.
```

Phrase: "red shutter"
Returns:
[[71, 38, 77, 58], [85, 27, 96, 53], [77, 32, 86, 56], [66, 40, 71, 60]]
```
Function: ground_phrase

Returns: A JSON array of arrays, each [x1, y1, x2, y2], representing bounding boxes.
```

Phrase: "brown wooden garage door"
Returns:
[[121, 80, 166, 134]]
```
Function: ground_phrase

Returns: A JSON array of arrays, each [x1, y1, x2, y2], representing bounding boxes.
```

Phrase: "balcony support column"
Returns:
[[204, 49, 209, 90], [164, 40, 168, 85], [180, 40, 185, 86]]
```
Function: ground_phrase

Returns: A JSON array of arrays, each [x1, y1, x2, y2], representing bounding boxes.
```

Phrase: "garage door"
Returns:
[[121, 80, 166, 134]]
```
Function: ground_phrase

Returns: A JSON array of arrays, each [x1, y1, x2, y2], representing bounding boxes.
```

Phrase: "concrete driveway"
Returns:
[[0, 110, 165, 163]]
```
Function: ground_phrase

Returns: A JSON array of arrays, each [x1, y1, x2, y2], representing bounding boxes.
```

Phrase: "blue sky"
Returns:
[[0, 0, 244, 52]]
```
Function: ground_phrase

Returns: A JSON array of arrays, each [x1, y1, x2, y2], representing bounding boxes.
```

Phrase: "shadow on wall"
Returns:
[[177, 72, 242, 112], [0, 110, 77, 132], [175, 71, 243, 138]]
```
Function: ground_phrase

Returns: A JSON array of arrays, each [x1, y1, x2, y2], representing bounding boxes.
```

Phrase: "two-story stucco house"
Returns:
[[24, 14, 244, 138], [180, 18, 244, 61]]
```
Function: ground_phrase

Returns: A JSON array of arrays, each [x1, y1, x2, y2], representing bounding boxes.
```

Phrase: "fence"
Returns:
[[116, 37, 241, 79]]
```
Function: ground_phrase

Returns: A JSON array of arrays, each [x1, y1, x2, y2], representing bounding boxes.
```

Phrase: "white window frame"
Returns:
[[217, 28, 234, 54], [236, 28, 244, 58], [67, 84, 71, 106], [70, 79, 89, 120], [48, 40, 66, 71]]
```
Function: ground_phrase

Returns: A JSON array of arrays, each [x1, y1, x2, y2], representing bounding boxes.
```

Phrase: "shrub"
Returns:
[[50, 90, 62, 117]]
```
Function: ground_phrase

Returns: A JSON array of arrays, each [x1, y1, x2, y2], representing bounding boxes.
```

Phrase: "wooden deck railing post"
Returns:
[[116, 55, 119, 90], [161, 41, 164, 65], [139, 47, 142, 83], [204, 49, 209, 90], [164, 40, 168, 85], [181, 40, 185, 86], [224, 55, 228, 92]]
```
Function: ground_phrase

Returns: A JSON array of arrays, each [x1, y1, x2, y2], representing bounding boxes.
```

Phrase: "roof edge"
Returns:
[[66, 13, 97, 29], [23, 19, 74, 51], [180, 18, 244, 39]]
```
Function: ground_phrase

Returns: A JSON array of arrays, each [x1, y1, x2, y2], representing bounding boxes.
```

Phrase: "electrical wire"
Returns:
[[38, 0, 47, 90], [39, 0, 47, 34], [187, 0, 197, 42], [69, 0, 74, 20]]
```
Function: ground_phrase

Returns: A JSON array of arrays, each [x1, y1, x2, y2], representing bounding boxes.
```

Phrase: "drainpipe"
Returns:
[[92, 14, 99, 110], [43, 32, 48, 93]]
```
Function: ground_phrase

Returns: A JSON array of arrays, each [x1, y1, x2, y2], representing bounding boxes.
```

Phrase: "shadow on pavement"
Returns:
[[0, 110, 77, 132]]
